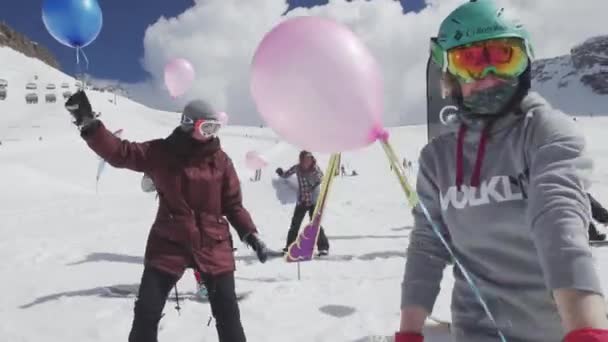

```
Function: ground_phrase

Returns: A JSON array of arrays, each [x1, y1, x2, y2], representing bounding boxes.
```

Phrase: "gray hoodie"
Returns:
[[401, 92, 602, 341]]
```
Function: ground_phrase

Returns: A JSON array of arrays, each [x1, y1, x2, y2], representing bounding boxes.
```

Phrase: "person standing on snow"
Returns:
[[65, 91, 268, 342], [276, 150, 330, 255], [395, 1, 608, 342]]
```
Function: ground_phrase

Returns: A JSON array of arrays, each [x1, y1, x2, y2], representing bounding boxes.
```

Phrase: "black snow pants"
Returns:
[[285, 204, 330, 251], [128, 267, 246, 342]]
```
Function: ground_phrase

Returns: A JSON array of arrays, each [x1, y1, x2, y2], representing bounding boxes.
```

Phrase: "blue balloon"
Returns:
[[42, 0, 103, 49]]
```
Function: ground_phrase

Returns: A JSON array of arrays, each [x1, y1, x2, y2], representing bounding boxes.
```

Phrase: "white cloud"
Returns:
[[125, 0, 608, 126]]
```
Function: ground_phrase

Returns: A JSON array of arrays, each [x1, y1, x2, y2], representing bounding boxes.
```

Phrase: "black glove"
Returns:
[[275, 168, 284, 176], [65, 90, 95, 128], [245, 233, 268, 263]]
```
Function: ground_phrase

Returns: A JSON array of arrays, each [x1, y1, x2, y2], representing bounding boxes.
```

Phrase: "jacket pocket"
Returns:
[[151, 216, 193, 245], [198, 213, 231, 247]]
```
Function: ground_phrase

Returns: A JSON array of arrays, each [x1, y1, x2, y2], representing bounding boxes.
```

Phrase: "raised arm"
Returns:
[[81, 121, 156, 173], [66, 90, 156, 173], [277, 165, 298, 178]]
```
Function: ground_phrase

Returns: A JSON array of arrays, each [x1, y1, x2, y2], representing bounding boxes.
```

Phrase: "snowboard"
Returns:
[[426, 55, 460, 142]]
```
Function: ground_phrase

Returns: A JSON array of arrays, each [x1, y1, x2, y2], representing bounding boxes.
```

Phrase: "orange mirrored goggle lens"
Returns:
[[447, 38, 529, 82]]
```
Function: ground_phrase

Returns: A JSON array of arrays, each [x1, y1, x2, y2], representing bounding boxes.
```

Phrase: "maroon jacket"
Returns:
[[82, 121, 257, 277]]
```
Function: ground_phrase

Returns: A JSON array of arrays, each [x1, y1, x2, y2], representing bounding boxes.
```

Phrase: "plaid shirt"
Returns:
[[282, 164, 323, 206]]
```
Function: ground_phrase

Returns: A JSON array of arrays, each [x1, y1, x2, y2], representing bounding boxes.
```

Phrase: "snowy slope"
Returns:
[[1, 47, 608, 342], [532, 35, 608, 116], [532, 55, 607, 115]]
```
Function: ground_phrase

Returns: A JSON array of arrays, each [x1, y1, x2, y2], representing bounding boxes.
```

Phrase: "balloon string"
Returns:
[[74, 47, 90, 90], [79, 48, 90, 70], [75, 47, 90, 70], [379, 140, 507, 342]]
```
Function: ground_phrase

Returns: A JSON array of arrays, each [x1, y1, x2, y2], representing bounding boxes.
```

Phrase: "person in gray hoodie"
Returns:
[[395, 1, 608, 342]]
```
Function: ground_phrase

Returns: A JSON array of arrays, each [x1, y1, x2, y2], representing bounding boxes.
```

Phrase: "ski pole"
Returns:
[[173, 285, 181, 316]]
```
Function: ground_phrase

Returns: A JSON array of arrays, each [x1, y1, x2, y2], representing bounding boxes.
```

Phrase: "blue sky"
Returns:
[[1, 0, 424, 83]]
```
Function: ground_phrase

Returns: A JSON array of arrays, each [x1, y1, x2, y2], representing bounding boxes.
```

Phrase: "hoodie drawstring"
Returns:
[[456, 123, 492, 191], [456, 125, 467, 191], [471, 124, 492, 188]]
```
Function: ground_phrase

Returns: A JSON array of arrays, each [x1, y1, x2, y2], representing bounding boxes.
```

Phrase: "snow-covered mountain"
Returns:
[[533, 35, 608, 116], [0, 22, 60, 70]]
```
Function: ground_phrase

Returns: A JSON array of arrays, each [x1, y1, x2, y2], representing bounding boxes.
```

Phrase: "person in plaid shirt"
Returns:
[[276, 150, 330, 255]]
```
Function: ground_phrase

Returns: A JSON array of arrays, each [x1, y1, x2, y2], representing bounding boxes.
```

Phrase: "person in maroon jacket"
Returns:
[[65, 91, 268, 342]]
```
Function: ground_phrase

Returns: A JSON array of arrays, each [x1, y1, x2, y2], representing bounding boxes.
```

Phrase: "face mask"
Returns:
[[461, 77, 519, 115]]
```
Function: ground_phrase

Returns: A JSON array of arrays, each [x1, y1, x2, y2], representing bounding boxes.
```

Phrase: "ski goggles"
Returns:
[[431, 37, 530, 83], [181, 115, 222, 137]]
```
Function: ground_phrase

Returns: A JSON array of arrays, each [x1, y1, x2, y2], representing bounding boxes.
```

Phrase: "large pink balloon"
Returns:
[[164, 58, 195, 98], [245, 150, 268, 170], [250, 16, 384, 153]]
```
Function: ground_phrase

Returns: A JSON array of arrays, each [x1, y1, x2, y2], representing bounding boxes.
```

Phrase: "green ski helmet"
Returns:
[[430, 0, 535, 74]]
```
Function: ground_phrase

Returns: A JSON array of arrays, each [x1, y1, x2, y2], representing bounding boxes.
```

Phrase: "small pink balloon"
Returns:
[[164, 58, 195, 98], [250, 16, 384, 153], [218, 111, 229, 125], [245, 150, 268, 170]]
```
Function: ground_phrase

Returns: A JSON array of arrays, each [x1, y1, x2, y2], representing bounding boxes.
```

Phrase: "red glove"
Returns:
[[564, 328, 608, 342], [394, 332, 423, 342]]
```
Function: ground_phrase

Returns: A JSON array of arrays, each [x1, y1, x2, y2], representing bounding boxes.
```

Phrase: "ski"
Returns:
[[179, 290, 253, 303], [104, 285, 252, 303], [285, 153, 341, 262]]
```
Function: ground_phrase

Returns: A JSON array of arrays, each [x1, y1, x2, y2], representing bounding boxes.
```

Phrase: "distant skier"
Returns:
[[65, 91, 269, 342], [254, 169, 262, 182], [276, 150, 329, 255], [396, 1, 608, 342], [589, 193, 608, 242]]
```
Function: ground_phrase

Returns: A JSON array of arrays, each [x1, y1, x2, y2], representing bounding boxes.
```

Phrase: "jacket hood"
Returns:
[[166, 127, 221, 160]]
